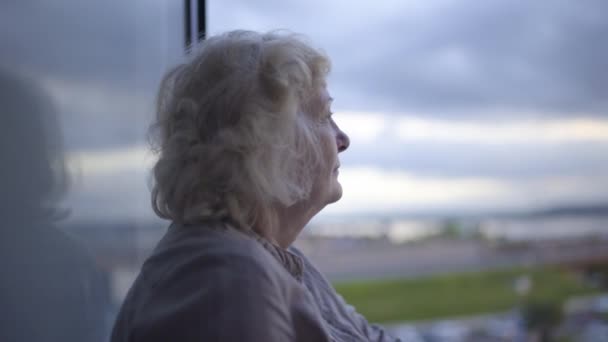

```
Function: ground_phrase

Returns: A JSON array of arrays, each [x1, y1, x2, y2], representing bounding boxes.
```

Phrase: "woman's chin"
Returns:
[[327, 182, 343, 204]]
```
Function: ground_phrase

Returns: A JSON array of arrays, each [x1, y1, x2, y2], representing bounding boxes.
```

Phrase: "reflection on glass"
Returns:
[[0, 69, 111, 342]]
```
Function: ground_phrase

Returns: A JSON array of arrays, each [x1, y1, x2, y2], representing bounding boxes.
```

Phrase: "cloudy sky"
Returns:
[[2, 0, 607, 223]]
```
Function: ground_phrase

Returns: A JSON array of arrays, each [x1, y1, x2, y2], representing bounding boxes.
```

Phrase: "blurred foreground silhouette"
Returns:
[[0, 68, 110, 342]]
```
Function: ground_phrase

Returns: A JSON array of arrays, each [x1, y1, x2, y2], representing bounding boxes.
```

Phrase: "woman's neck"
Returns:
[[259, 200, 322, 249]]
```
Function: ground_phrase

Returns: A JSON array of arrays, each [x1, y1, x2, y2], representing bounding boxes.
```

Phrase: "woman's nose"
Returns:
[[336, 127, 350, 153]]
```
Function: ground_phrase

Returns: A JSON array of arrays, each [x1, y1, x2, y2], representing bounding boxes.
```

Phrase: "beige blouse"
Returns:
[[111, 221, 400, 341]]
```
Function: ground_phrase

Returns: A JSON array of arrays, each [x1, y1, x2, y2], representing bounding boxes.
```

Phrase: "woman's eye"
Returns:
[[316, 110, 333, 125]]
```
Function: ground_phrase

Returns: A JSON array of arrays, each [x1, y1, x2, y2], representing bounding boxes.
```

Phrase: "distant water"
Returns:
[[308, 215, 608, 243], [480, 215, 608, 241]]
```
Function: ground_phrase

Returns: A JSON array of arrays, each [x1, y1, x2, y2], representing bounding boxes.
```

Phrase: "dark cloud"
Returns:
[[211, 0, 608, 117], [346, 1, 608, 116]]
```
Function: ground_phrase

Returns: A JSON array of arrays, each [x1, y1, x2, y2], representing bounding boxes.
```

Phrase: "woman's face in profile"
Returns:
[[307, 86, 350, 209]]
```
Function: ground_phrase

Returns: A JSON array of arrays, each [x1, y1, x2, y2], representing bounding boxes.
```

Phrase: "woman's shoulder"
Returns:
[[141, 222, 281, 286], [112, 223, 308, 342]]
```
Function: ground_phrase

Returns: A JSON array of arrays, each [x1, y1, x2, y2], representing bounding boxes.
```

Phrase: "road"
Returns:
[[295, 236, 608, 282]]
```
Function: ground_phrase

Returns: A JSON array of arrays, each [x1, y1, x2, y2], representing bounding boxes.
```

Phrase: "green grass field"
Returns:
[[333, 266, 600, 323]]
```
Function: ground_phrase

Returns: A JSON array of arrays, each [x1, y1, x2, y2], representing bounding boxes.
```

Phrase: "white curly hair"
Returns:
[[150, 30, 331, 232]]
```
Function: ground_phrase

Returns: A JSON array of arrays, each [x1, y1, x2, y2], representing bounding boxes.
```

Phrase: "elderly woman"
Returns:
[[111, 30, 399, 342]]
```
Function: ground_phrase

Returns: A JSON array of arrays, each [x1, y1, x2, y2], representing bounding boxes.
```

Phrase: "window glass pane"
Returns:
[[1, 1, 182, 340]]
